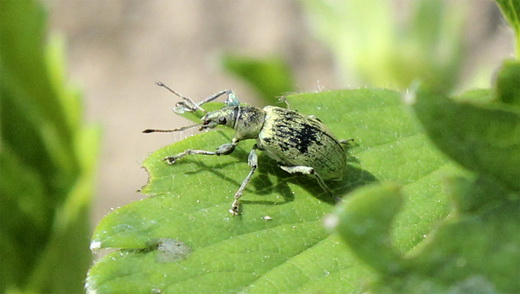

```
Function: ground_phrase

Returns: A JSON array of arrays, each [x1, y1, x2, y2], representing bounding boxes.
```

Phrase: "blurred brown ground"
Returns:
[[45, 0, 513, 226]]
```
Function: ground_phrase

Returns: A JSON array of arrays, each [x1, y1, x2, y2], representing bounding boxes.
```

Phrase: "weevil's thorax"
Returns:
[[201, 106, 266, 140], [234, 106, 266, 140]]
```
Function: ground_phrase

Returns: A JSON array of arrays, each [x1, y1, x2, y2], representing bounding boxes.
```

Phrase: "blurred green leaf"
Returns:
[[0, 0, 99, 292], [456, 89, 494, 103], [88, 89, 454, 293], [346, 63, 520, 292], [0, 147, 49, 288], [495, 0, 520, 57], [411, 85, 520, 193], [301, 0, 394, 86], [221, 54, 295, 105], [495, 59, 520, 107], [302, 0, 467, 90], [331, 175, 520, 293], [331, 183, 405, 274]]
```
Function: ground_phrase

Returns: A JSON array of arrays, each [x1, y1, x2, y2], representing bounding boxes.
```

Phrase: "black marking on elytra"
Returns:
[[272, 119, 325, 153]]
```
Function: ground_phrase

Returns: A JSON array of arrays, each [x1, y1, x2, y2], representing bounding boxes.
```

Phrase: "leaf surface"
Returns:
[[88, 89, 453, 293]]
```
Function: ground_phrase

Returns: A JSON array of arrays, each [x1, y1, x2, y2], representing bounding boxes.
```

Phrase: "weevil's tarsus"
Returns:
[[174, 101, 200, 114], [224, 91, 240, 106]]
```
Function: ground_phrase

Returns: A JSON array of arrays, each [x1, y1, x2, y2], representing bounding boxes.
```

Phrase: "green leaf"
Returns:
[[302, 0, 467, 90], [329, 183, 405, 274], [331, 174, 520, 293], [88, 89, 454, 293], [405, 197, 520, 293], [0, 0, 77, 172], [0, 147, 49, 288], [456, 89, 494, 103], [495, 59, 520, 107], [495, 0, 520, 57], [0, 0, 99, 292], [221, 54, 295, 105], [353, 78, 520, 293], [410, 85, 520, 193]]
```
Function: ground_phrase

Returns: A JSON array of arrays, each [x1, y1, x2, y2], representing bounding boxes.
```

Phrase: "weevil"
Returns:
[[144, 82, 348, 216]]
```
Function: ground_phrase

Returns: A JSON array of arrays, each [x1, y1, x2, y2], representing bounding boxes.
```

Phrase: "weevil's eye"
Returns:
[[218, 117, 227, 124]]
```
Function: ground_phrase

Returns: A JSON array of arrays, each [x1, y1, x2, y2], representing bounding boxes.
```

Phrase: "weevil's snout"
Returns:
[[199, 107, 237, 130], [199, 117, 218, 130]]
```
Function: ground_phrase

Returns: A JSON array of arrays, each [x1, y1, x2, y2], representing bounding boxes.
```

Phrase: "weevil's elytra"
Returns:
[[259, 106, 346, 180], [144, 82, 348, 216]]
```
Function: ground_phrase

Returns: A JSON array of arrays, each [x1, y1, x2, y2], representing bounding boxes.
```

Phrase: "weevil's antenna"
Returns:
[[143, 123, 201, 134], [156, 82, 205, 112]]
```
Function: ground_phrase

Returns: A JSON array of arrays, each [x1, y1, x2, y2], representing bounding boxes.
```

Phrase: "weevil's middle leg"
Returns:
[[229, 144, 259, 216], [164, 138, 239, 164]]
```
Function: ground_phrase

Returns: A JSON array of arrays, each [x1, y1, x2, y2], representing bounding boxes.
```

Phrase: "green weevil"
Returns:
[[144, 82, 348, 216]]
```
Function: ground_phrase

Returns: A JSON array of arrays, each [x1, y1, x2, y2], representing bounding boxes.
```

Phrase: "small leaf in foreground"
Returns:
[[495, 59, 520, 107], [410, 85, 520, 193], [330, 175, 520, 293], [327, 183, 405, 274]]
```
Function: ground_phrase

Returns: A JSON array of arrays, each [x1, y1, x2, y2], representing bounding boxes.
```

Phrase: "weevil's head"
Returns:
[[200, 106, 266, 140], [200, 107, 238, 130]]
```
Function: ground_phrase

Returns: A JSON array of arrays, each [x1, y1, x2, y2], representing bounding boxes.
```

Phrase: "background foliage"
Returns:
[[0, 0, 100, 292]]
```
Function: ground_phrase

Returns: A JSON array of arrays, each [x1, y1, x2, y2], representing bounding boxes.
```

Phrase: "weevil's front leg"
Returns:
[[164, 138, 239, 165], [156, 82, 236, 113], [229, 144, 259, 216], [279, 165, 334, 195], [175, 89, 238, 113]]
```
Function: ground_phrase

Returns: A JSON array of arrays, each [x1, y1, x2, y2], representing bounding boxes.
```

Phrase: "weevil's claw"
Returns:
[[163, 157, 177, 165], [229, 201, 240, 216]]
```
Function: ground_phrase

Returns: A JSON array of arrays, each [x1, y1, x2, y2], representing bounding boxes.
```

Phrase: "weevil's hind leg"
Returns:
[[230, 144, 259, 216], [279, 165, 334, 196], [164, 138, 238, 164]]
